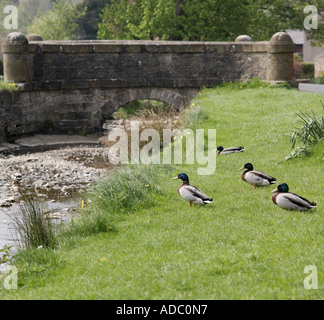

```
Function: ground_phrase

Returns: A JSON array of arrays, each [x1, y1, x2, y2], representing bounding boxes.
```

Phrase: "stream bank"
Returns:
[[0, 134, 115, 250]]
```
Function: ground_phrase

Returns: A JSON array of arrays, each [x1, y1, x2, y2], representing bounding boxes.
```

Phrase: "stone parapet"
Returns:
[[2, 33, 295, 86]]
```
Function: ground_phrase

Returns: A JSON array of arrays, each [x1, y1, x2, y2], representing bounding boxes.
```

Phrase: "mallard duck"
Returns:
[[239, 162, 276, 189], [173, 173, 213, 207], [272, 183, 317, 211], [217, 146, 244, 155]]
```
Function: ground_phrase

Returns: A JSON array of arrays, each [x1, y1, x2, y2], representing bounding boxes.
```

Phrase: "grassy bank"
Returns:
[[1, 84, 323, 299], [0, 77, 18, 91]]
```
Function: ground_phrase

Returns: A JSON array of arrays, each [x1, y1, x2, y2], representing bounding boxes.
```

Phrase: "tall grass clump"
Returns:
[[10, 191, 58, 249], [284, 101, 324, 161], [67, 164, 172, 237], [219, 77, 292, 90], [87, 164, 169, 213], [0, 77, 18, 91]]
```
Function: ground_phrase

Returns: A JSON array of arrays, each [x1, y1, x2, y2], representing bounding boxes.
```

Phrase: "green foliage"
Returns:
[[75, 0, 108, 39], [0, 77, 19, 91], [86, 165, 166, 214], [310, 76, 324, 84], [16, 0, 53, 34], [0, 246, 13, 265], [10, 190, 59, 249], [98, 0, 178, 40], [97, 0, 316, 41], [219, 78, 292, 90], [178, 0, 255, 41], [291, 108, 324, 149], [294, 61, 314, 79], [66, 164, 172, 238], [28, 0, 86, 40], [302, 63, 315, 77], [285, 103, 324, 161], [303, 0, 324, 46]]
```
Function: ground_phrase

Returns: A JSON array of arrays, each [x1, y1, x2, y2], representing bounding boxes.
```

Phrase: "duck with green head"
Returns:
[[173, 173, 214, 207], [272, 183, 317, 211], [239, 162, 277, 189], [217, 146, 244, 155]]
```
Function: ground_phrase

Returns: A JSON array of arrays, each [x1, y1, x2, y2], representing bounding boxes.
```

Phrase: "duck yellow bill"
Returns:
[[172, 176, 179, 180], [271, 187, 278, 193], [238, 166, 245, 171]]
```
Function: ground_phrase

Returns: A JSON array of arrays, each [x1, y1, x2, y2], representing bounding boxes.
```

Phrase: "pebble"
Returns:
[[0, 146, 114, 206]]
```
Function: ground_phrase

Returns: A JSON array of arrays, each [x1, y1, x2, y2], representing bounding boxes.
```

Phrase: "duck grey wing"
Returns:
[[225, 147, 244, 152], [252, 170, 276, 183], [185, 185, 213, 201], [285, 193, 317, 208]]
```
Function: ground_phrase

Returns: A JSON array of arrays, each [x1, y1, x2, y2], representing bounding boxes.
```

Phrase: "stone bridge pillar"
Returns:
[[267, 32, 296, 81], [2, 32, 30, 82]]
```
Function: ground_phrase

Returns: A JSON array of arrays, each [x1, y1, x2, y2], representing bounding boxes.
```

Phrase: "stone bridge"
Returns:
[[0, 32, 295, 142]]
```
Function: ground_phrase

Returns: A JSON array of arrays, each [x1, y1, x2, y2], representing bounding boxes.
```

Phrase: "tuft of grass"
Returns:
[[218, 77, 292, 90], [64, 164, 173, 239], [9, 190, 58, 249], [285, 101, 324, 161], [0, 77, 19, 91], [291, 110, 324, 148], [310, 76, 324, 84]]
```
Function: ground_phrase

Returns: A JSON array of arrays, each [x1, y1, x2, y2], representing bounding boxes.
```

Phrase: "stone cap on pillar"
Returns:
[[27, 34, 43, 42], [268, 32, 296, 53], [2, 32, 28, 53], [2, 32, 30, 82], [235, 35, 252, 42]]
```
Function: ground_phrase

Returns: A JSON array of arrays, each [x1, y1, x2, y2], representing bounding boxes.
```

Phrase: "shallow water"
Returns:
[[0, 145, 114, 256]]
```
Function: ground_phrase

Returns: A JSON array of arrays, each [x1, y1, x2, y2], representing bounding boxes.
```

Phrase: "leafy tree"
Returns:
[[97, 0, 180, 40], [178, 0, 256, 41], [27, 0, 86, 40], [97, 0, 324, 44], [17, 0, 53, 34], [75, 0, 108, 39]]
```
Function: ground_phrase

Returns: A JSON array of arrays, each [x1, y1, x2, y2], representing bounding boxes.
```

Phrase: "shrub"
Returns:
[[310, 75, 324, 84], [302, 63, 314, 79]]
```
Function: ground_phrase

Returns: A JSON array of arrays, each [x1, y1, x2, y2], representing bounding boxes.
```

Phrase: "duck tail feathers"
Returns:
[[203, 198, 214, 204]]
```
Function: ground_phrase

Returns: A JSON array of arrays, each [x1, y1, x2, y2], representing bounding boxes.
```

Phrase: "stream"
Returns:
[[0, 142, 115, 254]]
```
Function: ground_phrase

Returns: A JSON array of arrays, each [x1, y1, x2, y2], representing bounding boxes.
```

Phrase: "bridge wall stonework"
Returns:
[[0, 32, 295, 142]]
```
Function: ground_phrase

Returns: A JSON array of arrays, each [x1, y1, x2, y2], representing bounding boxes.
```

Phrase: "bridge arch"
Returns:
[[100, 87, 200, 122]]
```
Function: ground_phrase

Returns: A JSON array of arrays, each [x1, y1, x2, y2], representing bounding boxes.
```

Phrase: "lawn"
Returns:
[[0, 84, 323, 300]]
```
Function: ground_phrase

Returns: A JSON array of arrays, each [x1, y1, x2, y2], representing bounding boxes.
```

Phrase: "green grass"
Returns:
[[1, 85, 323, 299], [0, 77, 18, 91], [310, 76, 324, 84]]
